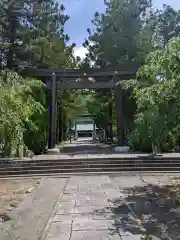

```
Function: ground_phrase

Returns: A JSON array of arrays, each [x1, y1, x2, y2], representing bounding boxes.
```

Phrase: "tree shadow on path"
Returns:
[[107, 180, 180, 239]]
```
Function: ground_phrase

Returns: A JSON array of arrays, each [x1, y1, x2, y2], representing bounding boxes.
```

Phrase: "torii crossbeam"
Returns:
[[23, 62, 140, 149]]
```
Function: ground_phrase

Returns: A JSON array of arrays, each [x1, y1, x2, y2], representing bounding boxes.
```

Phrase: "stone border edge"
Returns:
[[39, 178, 70, 240]]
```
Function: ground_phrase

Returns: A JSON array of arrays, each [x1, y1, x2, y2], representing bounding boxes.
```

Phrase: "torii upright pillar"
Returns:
[[93, 119, 96, 140], [48, 72, 57, 149], [114, 83, 124, 146]]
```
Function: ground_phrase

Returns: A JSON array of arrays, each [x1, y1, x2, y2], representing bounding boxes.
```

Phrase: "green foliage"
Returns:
[[0, 0, 81, 152], [84, 0, 180, 149], [23, 80, 48, 155], [127, 38, 180, 153], [152, 5, 180, 48], [1, 0, 180, 155], [86, 90, 112, 129], [84, 0, 154, 138], [84, 0, 153, 66], [0, 70, 47, 156], [58, 90, 88, 123], [0, 0, 68, 69]]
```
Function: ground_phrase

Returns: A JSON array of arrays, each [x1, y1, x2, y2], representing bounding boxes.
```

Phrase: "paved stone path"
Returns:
[[35, 138, 180, 160], [42, 174, 180, 240]]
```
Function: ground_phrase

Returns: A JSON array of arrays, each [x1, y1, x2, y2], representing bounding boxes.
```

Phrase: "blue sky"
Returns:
[[58, 0, 180, 58]]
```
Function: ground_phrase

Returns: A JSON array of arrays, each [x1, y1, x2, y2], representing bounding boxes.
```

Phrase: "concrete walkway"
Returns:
[[42, 174, 180, 240], [59, 138, 113, 155]]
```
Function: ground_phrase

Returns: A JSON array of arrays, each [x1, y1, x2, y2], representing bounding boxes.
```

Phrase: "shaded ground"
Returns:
[[59, 137, 113, 156], [110, 175, 180, 239], [0, 178, 39, 222]]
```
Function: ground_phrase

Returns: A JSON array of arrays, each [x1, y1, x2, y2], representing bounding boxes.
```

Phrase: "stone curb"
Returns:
[[40, 178, 70, 240]]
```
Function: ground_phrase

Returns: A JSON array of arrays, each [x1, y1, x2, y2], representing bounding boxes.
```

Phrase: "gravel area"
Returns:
[[0, 178, 39, 222], [0, 177, 68, 240]]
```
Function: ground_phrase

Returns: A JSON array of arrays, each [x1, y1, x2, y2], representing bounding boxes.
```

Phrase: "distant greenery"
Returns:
[[84, 1, 180, 152]]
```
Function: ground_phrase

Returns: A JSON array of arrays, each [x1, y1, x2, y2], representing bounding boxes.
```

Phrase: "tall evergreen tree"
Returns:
[[84, 0, 153, 67], [152, 5, 180, 48], [0, 0, 70, 69], [84, 0, 153, 140]]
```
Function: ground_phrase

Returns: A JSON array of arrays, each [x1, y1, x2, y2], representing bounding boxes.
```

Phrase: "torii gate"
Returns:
[[23, 63, 140, 149]]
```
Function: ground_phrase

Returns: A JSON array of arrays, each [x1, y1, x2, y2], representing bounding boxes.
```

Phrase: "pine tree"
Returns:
[[84, 0, 153, 67], [83, 0, 153, 142], [0, 0, 80, 154], [152, 5, 180, 48], [0, 0, 69, 69]]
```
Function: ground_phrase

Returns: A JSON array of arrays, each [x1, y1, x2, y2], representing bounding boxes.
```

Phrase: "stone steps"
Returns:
[[0, 166, 180, 176], [1, 155, 180, 164], [1, 137, 180, 177], [1, 171, 180, 179], [2, 159, 180, 166], [0, 161, 180, 169], [1, 156, 180, 176], [1, 157, 180, 166]]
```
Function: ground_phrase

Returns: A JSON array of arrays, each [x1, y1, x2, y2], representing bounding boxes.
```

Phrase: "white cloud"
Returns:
[[73, 46, 88, 59]]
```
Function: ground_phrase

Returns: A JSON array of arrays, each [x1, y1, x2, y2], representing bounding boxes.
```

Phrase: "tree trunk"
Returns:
[[105, 128, 109, 143], [3, 138, 12, 157], [16, 144, 24, 158], [63, 126, 67, 141], [152, 142, 159, 155], [3, 129, 12, 157]]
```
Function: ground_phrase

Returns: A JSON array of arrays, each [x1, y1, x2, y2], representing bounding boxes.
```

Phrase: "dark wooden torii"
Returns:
[[23, 63, 140, 149]]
